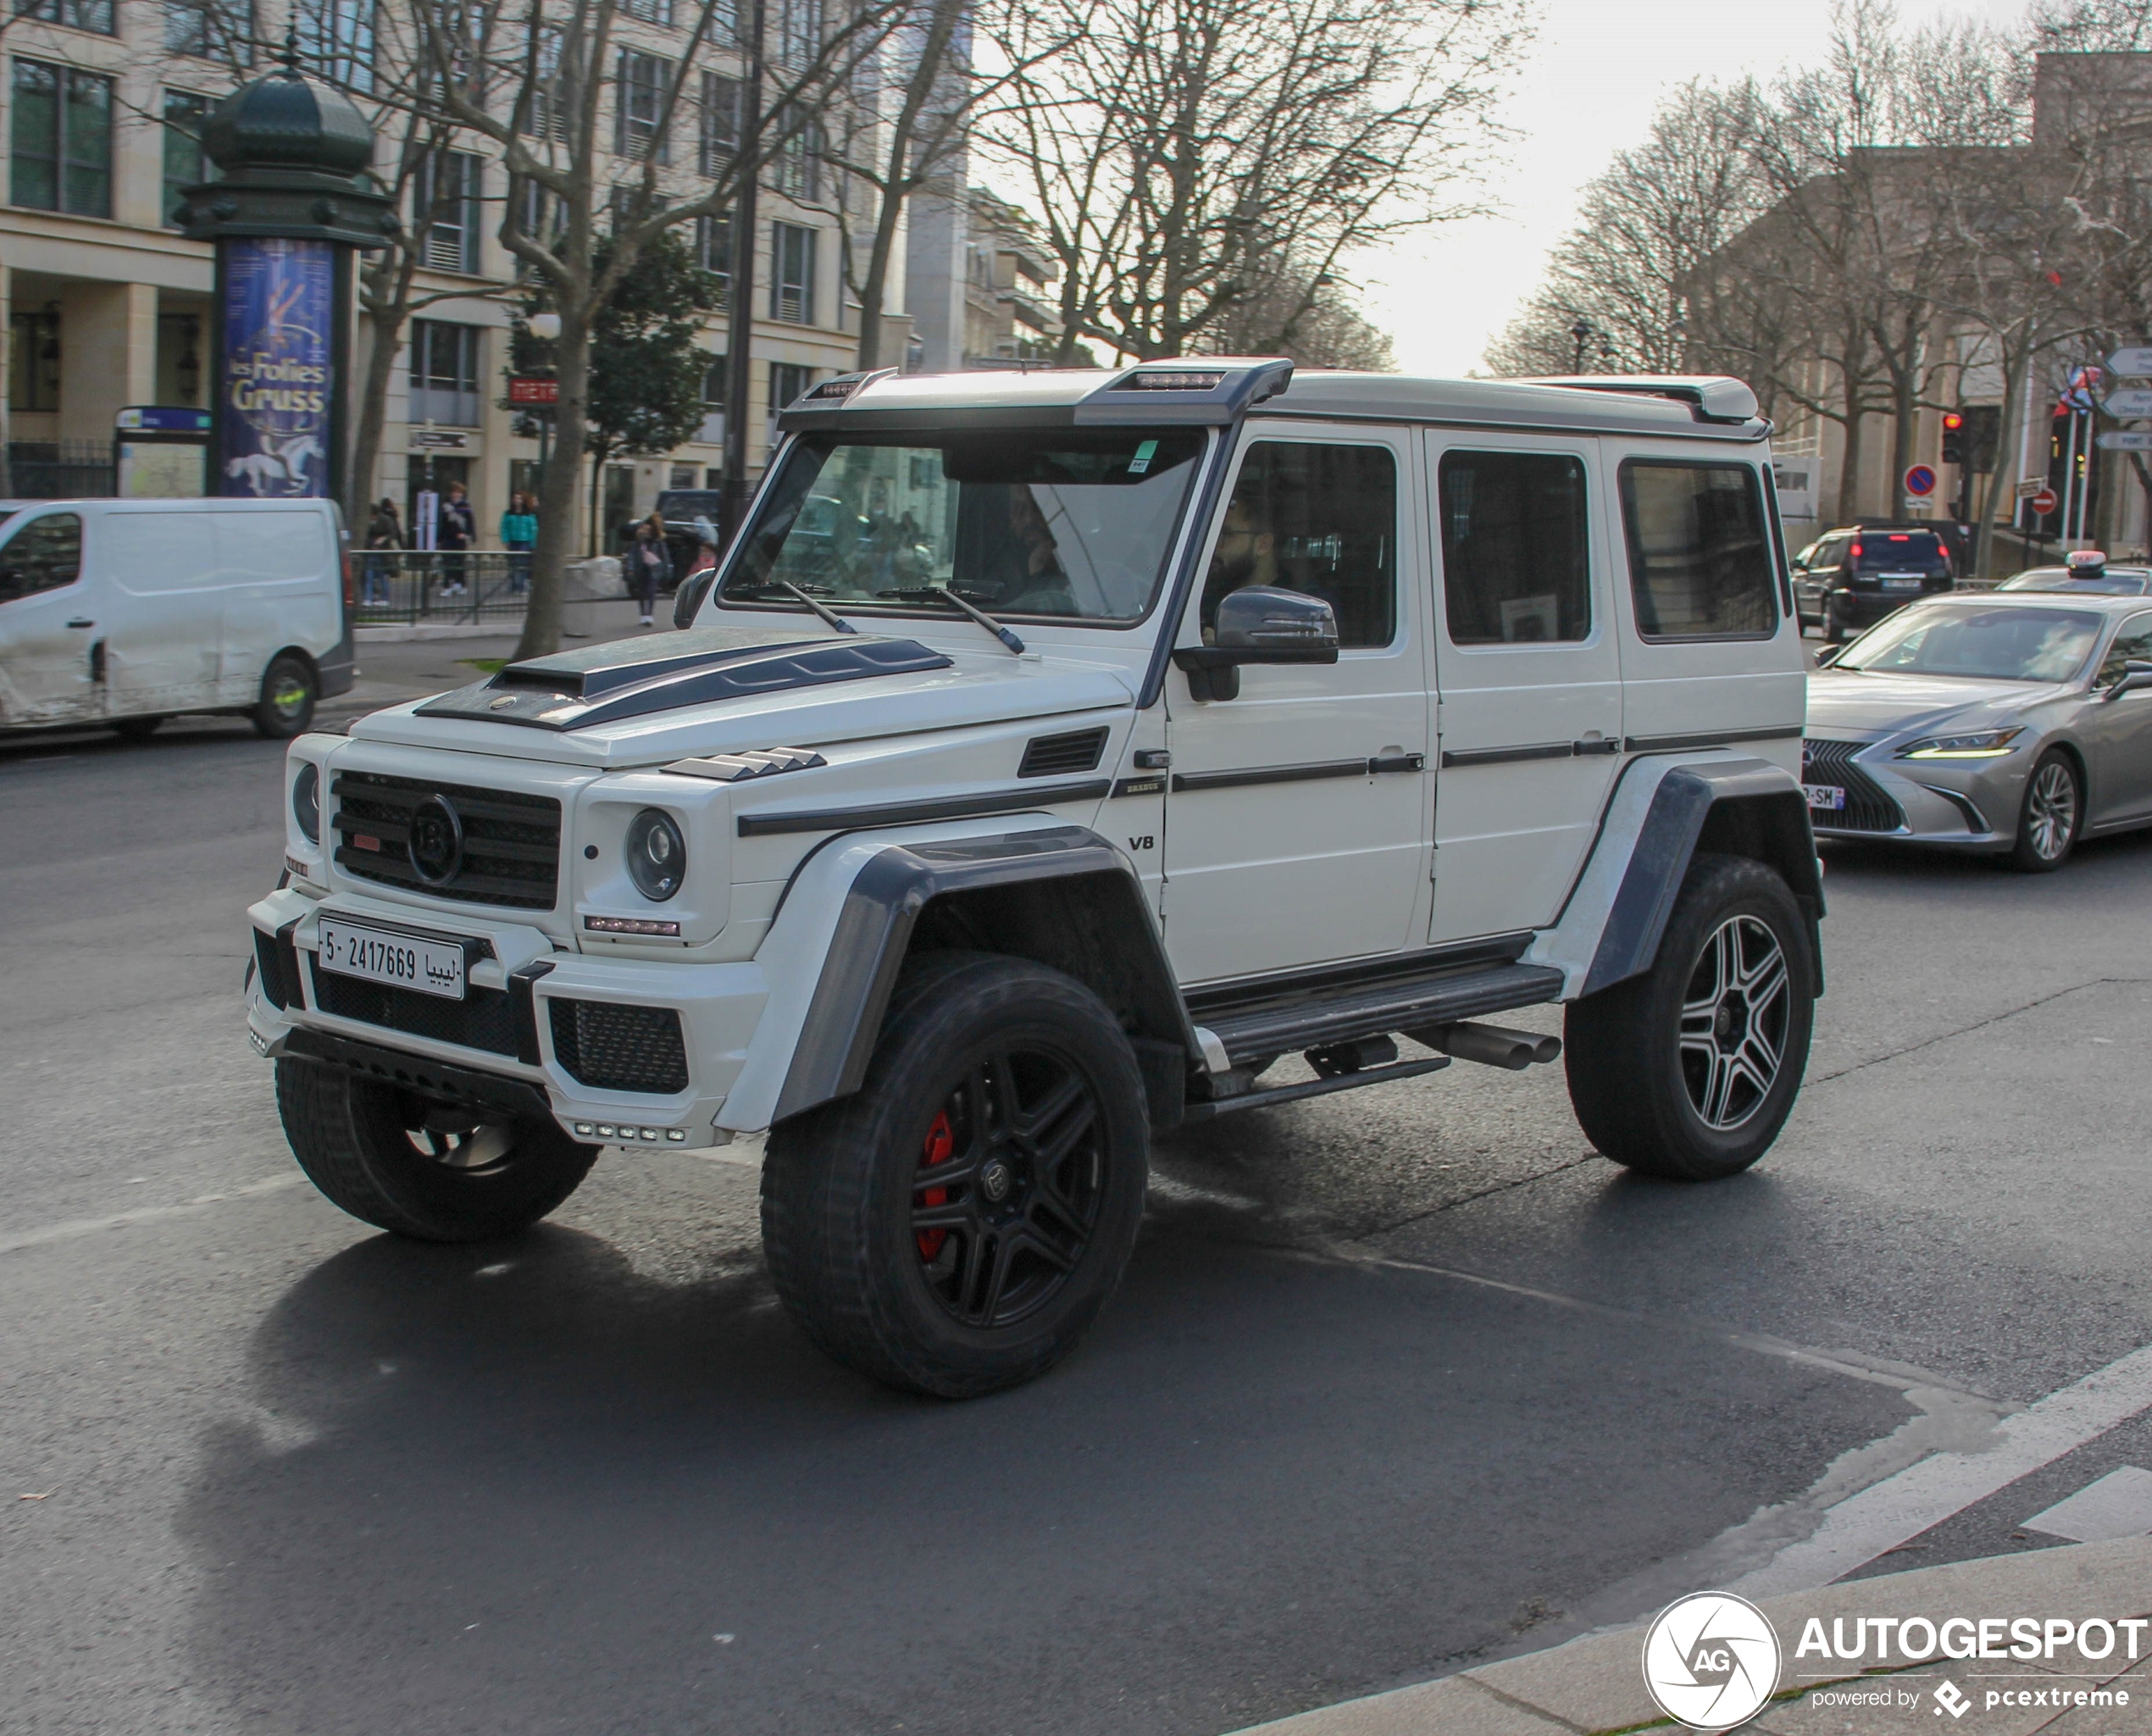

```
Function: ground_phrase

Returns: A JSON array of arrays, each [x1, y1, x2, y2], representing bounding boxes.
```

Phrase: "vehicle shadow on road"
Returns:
[[167, 1206, 1905, 1736]]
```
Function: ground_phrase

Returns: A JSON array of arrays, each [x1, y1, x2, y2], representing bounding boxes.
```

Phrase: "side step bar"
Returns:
[[1183, 1056, 1450, 1122], [1202, 962, 1564, 1068]]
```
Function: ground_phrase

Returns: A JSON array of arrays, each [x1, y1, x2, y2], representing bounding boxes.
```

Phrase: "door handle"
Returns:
[[1572, 737, 1621, 756], [1368, 752, 1426, 774], [67, 618, 94, 629]]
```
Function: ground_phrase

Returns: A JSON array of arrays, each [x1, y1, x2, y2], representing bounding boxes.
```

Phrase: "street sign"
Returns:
[[2017, 476, 2048, 498], [2029, 488, 2060, 516], [2097, 430, 2152, 451], [2101, 387, 2152, 417], [508, 376, 558, 404], [1904, 463, 1938, 497], [2107, 347, 2152, 377]]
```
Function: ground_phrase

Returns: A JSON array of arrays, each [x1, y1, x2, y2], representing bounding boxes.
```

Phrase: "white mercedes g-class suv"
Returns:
[[246, 361, 1820, 1396]]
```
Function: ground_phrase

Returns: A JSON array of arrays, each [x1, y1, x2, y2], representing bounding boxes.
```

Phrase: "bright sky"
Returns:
[[1363, 0, 2035, 377]]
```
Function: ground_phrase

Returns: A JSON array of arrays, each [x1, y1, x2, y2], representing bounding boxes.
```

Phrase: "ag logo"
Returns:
[[1641, 1591, 1780, 1731]]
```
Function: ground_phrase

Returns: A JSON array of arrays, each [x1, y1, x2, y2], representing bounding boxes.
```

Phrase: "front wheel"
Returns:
[[2007, 750, 2081, 873], [275, 1059, 598, 1240], [761, 952, 1151, 1397], [253, 652, 317, 739], [1563, 854, 1816, 1181]]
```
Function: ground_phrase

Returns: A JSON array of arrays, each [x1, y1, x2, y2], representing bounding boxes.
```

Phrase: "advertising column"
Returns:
[[217, 238, 336, 498]]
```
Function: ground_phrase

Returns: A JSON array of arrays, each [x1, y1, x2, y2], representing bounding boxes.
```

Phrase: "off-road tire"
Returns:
[[2005, 750, 2082, 874], [275, 1057, 598, 1240], [253, 653, 317, 739], [761, 951, 1151, 1398], [1563, 853, 1815, 1182]]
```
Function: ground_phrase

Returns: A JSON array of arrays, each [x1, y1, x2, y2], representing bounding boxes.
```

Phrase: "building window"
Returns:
[[9, 310, 62, 411], [699, 72, 739, 176], [702, 353, 728, 410], [162, 91, 212, 229], [619, 0, 672, 22], [11, 59, 113, 218], [771, 222, 816, 324], [513, 175, 563, 254], [408, 319, 484, 428], [775, 0, 821, 68], [616, 50, 671, 163], [414, 149, 480, 273], [296, 0, 374, 95], [695, 213, 731, 308], [165, 0, 254, 61], [14, 0, 115, 34], [773, 108, 821, 201], [522, 23, 566, 140], [768, 362, 813, 420]]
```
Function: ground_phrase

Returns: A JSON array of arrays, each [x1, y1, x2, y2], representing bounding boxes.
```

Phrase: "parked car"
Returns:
[[0, 496, 352, 740], [248, 363, 1823, 1397], [1791, 523, 1956, 641], [618, 489, 728, 592], [1996, 550, 2152, 596], [1804, 591, 2152, 870]]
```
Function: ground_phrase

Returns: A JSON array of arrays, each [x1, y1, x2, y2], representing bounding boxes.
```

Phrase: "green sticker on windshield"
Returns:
[[1129, 439, 1159, 476]]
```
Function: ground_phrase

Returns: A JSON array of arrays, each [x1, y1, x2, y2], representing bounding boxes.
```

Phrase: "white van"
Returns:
[[0, 496, 353, 740]]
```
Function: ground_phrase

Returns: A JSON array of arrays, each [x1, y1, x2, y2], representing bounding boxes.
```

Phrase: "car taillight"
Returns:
[[1850, 541, 1862, 559]]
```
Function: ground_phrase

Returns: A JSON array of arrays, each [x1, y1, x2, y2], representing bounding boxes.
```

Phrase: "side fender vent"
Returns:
[[1019, 726, 1109, 779]]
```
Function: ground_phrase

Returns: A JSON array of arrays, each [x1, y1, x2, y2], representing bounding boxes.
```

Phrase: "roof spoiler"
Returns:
[[1524, 375, 1760, 425]]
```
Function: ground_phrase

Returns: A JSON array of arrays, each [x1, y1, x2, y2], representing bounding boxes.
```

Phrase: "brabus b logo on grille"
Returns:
[[407, 794, 465, 885]]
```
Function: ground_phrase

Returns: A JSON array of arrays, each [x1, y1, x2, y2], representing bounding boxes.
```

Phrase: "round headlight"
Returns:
[[625, 808, 685, 901], [292, 761, 320, 844]]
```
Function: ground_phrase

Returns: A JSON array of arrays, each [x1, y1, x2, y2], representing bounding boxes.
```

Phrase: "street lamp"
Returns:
[[527, 312, 562, 340], [1571, 318, 1593, 374]]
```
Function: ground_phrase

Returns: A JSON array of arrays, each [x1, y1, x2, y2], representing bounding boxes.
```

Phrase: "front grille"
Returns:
[[548, 998, 690, 1094], [1802, 738, 1905, 833], [1019, 726, 1109, 778], [331, 770, 561, 910], [309, 960, 519, 1056]]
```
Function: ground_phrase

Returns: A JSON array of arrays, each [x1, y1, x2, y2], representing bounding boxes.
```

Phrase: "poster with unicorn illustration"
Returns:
[[218, 238, 333, 498]]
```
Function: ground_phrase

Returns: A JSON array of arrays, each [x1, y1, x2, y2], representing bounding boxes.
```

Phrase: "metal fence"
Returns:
[[354, 552, 546, 624], [4, 441, 116, 500]]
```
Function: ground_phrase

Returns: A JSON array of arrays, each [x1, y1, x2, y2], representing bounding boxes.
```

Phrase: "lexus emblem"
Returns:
[[407, 793, 464, 885]]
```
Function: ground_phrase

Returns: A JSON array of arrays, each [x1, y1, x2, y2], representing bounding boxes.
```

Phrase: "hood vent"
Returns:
[[1019, 726, 1109, 778]]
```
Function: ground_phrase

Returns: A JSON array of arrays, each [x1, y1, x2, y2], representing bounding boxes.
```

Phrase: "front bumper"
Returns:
[[1804, 734, 2030, 851], [246, 885, 768, 1146]]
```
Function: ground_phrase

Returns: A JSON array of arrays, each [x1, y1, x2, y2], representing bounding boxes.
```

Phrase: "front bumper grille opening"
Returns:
[[308, 959, 520, 1056], [1803, 738, 1907, 833], [548, 998, 691, 1095], [331, 769, 562, 910]]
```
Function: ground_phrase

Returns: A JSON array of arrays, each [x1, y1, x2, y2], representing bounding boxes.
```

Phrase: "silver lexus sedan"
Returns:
[[1803, 592, 2152, 871]]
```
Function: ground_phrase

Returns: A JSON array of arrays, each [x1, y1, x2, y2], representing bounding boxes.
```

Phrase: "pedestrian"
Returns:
[[629, 510, 671, 628], [501, 491, 537, 596], [437, 482, 476, 596], [362, 496, 402, 607]]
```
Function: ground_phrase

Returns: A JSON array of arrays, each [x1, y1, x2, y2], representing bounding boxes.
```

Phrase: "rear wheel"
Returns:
[[2007, 751, 2081, 873], [253, 652, 317, 739], [1564, 854, 1815, 1181], [275, 1058, 597, 1240], [761, 952, 1150, 1397]]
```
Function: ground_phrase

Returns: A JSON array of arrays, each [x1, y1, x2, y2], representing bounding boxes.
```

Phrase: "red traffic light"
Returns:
[[1942, 412, 1965, 430]]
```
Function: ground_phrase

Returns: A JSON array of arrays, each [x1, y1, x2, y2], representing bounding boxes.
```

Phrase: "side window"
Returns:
[[1436, 450, 1589, 644], [1201, 441, 1396, 650], [0, 513, 83, 603], [2097, 613, 2152, 685], [1620, 460, 1778, 640]]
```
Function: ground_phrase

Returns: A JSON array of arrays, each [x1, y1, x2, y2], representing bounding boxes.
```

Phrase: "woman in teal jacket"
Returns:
[[501, 493, 537, 594]]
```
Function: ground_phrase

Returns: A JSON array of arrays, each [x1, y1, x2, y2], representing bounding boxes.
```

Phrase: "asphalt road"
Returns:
[[3, 714, 2149, 1736]]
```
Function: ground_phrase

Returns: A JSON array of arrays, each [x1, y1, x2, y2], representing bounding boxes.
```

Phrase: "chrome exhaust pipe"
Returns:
[[1408, 1021, 1561, 1071]]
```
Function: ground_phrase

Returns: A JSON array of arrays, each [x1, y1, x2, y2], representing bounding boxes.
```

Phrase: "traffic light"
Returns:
[[1941, 411, 1966, 463]]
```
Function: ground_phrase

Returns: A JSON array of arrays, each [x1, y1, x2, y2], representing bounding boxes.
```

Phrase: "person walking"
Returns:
[[501, 492, 537, 596], [629, 511, 671, 628], [437, 482, 476, 596], [362, 497, 402, 607]]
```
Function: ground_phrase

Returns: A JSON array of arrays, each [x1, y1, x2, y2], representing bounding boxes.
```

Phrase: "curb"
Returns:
[[353, 622, 524, 642], [1229, 1537, 2152, 1734]]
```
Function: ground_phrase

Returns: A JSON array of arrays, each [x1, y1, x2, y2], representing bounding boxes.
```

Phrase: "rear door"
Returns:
[[0, 510, 102, 726], [213, 507, 337, 702], [1425, 433, 1623, 944]]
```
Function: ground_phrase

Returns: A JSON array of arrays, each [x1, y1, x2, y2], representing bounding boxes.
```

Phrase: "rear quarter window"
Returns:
[[1618, 459, 1778, 640]]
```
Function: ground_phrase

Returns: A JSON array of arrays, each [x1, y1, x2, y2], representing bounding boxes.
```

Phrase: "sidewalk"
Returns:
[[324, 598, 652, 720], [1233, 1537, 2152, 1734]]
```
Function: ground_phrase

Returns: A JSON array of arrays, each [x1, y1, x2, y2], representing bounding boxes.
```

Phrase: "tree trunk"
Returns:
[[855, 0, 964, 371], [1972, 341, 2027, 584], [1836, 403, 1865, 524], [1889, 369, 1917, 514], [515, 309, 593, 661], [349, 290, 409, 535]]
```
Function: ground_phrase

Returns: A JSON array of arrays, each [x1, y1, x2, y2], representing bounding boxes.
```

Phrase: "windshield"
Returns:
[[717, 429, 1206, 624], [1834, 603, 2101, 681], [1999, 567, 2151, 596], [1851, 531, 1948, 574]]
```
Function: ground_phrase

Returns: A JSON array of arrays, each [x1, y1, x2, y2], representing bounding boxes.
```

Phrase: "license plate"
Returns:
[[1883, 576, 1924, 590], [1805, 785, 1847, 811], [317, 919, 466, 999]]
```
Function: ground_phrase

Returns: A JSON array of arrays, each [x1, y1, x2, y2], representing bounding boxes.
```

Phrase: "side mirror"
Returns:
[[672, 568, 716, 629], [1173, 586, 1340, 701], [2104, 657, 2152, 700], [1813, 645, 1844, 668]]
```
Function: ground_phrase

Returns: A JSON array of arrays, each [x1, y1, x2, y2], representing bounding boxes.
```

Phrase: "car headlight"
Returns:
[[1898, 727, 2026, 759], [624, 807, 685, 900], [291, 760, 320, 842]]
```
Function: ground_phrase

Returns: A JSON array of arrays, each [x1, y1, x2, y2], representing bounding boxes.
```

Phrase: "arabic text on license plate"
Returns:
[[1805, 784, 1847, 811], [317, 919, 466, 999]]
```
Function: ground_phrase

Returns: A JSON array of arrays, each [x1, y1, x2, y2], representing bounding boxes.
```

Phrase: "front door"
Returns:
[[2083, 610, 2152, 824], [0, 509, 101, 727], [1162, 426, 1431, 984], [1426, 434, 1625, 944]]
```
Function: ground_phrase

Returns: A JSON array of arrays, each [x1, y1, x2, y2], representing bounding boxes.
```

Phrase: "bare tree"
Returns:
[[1203, 253, 1395, 369]]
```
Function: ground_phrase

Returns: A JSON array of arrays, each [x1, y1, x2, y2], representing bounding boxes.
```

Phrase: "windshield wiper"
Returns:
[[877, 587, 1025, 656], [735, 578, 857, 635]]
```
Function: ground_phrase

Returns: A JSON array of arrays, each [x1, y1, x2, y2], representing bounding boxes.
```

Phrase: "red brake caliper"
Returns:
[[917, 1109, 955, 1261]]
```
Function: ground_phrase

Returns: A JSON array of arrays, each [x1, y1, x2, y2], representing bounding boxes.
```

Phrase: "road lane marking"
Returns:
[[1729, 1336, 2152, 1595], [0, 1174, 304, 1256]]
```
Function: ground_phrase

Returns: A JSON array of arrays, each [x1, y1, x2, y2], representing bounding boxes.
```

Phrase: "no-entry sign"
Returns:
[[1904, 463, 1938, 497], [2030, 488, 2060, 516]]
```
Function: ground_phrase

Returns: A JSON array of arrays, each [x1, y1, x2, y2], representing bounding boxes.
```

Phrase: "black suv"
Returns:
[[1792, 523, 1957, 641], [618, 489, 725, 593]]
